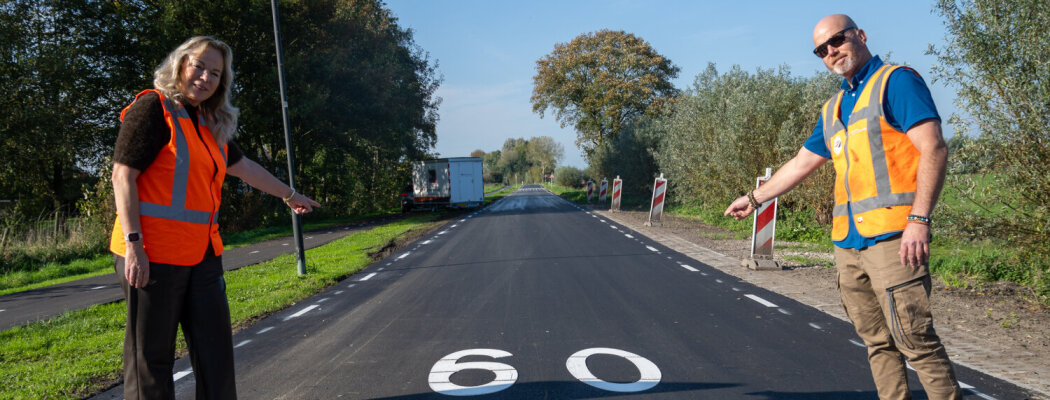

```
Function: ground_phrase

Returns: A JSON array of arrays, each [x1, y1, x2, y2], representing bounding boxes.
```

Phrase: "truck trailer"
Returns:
[[408, 157, 484, 210]]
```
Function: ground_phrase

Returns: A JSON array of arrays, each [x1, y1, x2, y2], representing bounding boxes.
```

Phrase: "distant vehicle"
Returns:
[[410, 157, 484, 209], [400, 183, 414, 213]]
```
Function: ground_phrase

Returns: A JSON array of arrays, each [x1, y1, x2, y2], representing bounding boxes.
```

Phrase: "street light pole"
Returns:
[[271, 0, 307, 275]]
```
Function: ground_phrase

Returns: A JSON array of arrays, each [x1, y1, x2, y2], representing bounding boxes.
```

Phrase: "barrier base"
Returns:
[[741, 257, 782, 271], [644, 220, 662, 227]]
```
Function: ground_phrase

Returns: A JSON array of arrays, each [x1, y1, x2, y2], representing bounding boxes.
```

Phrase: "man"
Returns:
[[724, 14, 961, 400]]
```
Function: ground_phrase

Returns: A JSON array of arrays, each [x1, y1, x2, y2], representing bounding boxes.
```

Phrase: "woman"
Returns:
[[110, 36, 319, 399]]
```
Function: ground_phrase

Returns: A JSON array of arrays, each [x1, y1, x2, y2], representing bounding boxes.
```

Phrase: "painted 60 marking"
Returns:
[[428, 347, 661, 396]]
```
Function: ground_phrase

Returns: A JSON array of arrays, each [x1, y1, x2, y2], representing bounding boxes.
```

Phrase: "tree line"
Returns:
[[0, 0, 440, 240], [473, 136, 564, 185], [531, 2, 1049, 296]]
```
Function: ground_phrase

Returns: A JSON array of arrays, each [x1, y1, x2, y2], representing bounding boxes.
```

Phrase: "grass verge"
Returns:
[[0, 213, 443, 399], [0, 212, 400, 296]]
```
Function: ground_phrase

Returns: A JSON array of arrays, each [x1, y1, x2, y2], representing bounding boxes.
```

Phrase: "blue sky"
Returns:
[[384, 0, 955, 168]]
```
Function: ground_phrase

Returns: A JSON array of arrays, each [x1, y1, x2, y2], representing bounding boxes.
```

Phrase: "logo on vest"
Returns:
[[832, 136, 844, 156]]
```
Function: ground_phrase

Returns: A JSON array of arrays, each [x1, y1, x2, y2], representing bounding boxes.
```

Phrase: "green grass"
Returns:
[[0, 213, 443, 400], [0, 213, 400, 296]]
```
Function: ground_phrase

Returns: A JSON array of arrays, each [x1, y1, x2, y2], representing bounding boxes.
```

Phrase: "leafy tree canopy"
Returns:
[[531, 30, 679, 157]]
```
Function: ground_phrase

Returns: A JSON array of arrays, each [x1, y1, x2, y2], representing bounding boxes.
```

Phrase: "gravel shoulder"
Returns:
[[593, 207, 1050, 399]]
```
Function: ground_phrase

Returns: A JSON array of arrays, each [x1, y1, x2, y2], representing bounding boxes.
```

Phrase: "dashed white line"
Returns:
[[173, 370, 192, 381], [609, 225, 618, 229], [438, 230, 448, 235], [808, 323, 823, 330], [680, 264, 699, 272], [91, 286, 106, 290], [282, 243, 289, 246], [422, 240, 432, 245], [283, 304, 320, 321], [0, 309, 5, 313], [334, 290, 344, 295], [849, 339, 865, 347], [249, 250, 260, 254], [347, 283, 356, 288], [731, 287, 742, 292], [599, 219, 606, 223], [235, 340, 252, 348], [257, 327, 274, 334], [777, 308, 791, 315], [377, 267, 385, 271], [745, 294, 778, 308], [359, 273, 378, 281], [646, 246, 659, 252], [317, 298, 330, 303], [625, 234, 634, 238], [715, 279, 723, 283], [397, 252, 410, 260], [700, 272, 708, 276], [451, 224, 459, 228], [459, 219, 466, 223]]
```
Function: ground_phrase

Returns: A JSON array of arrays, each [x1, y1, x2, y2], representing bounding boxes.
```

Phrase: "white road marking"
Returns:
[[0, 309, 5, 313], [680, 265, 699, 272], [451, 224, 459, 228], [257, 327, 274, 334], [700, 272, 708, 276], [625, 234, 634, 238], [249, 250, 260, 254], [334, 290, 344, 295], [809, 323, 823, 330], [731, 287, 741, 292], [459, 219, 466, 223], [849, 339, 865, 347], [715, 279, 723, 283], [282, 243, 289, 246], [778, 308, 791, 315], [235, 340, 252, 348], [745, 294, 778, 308], [422, 240, 432, 245], [318, 298, 330, 303], [173, 370, 192, 381], [438, 230, 448, 235], [378, 267, 385, 271], [91, 286, 106, 290], [646, 246, 658, 252], [397, 252, 410, 260], [599, 219, 606, 223], [359, 273, 378, 281], [347, 283, 356, 288], [609, 225, 618, 229], [666, 256, 672, 259], [283, 304, 320, 321]]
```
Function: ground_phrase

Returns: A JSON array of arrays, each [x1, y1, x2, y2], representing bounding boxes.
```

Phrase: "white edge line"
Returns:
[[283, 304, 320, 321], [359, 272, 378, 281], [257, 327, 274, 334], [235, 340, 252, 348], [680, 264, 699, 272], [173, 370, 192, 381], [745, 294, 778, 308]]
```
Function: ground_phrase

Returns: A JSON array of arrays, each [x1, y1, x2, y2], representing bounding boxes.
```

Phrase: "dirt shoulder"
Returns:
[[593, 207, 1050, 399]]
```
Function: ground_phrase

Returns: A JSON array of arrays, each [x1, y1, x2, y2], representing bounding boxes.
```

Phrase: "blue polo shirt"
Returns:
[[803, 56, 940, 249]]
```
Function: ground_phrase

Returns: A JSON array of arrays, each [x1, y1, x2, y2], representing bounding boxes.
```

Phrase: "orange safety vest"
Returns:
[[821, 65, 919, 241], [110, 89, 228, 265]]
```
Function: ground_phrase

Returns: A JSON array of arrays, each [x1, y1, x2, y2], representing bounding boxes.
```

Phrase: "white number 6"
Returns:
[[428, 349, 518, 396]]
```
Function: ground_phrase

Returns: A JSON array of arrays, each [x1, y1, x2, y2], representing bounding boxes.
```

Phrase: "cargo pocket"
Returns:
[[885, 275, 934, 351]]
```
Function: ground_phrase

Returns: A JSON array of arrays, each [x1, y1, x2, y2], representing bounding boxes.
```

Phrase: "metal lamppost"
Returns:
[[271, 0, 307, 275]]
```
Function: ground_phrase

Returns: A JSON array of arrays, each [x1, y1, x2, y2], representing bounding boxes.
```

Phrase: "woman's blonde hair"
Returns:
[[153, 36, 239, 144]]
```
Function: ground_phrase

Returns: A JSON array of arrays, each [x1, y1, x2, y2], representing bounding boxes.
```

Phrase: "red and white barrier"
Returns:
[[586, 180, 594, 203], [599, 178, 608, 203], [646, 174, 667, 226], [611, 176, 623, 211], [745, 168, 780, 270]]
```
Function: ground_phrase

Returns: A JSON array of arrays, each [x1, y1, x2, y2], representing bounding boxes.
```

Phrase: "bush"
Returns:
[[554, 166, 584, 188]]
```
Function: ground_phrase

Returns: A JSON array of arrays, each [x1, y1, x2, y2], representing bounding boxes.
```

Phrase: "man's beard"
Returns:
[[831, 55, 856, 77]]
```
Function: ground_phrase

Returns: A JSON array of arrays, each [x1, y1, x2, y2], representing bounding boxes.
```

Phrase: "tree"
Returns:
[[531, 30, 679, 158], [525, 136, 564, 178], [928, 0, 1050, 261], [469, 149, 486, 158]]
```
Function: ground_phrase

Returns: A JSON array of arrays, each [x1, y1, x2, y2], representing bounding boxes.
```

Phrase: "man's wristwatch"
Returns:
[[125, 232, 141, 242]]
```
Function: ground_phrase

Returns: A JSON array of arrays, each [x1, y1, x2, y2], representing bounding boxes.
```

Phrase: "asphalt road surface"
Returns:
[[93, 185, 1031, 399]]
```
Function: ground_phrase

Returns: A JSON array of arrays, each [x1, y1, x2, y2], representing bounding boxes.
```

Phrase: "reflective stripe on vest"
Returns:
[[822, 64, 918, 239]]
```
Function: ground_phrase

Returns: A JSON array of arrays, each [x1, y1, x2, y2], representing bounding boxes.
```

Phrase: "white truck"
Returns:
[[408, 157, 484, 210]]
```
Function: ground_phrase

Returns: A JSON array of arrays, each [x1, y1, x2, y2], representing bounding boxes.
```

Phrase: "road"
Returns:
[[93, 185, 1030, 399]]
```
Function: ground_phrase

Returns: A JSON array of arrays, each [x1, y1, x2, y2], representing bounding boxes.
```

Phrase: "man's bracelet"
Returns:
[[907, 214, 931, 226], [747, 190, 761, 209], [283, 189, 296, 202]]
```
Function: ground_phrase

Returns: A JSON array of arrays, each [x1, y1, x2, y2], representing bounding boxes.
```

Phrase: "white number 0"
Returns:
[[428, 347, 661, 396], [428, 349, 518, 396]]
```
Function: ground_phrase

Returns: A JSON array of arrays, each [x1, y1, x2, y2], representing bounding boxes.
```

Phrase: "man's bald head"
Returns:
[[812, 14, 871, 80], [813, 14, 858, 46]]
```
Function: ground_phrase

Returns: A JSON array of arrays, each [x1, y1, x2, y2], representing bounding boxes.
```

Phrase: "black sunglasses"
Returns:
[[813, 27, 855, 58]]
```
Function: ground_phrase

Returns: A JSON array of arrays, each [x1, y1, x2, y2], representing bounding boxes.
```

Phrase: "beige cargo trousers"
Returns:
[[835, 236, 963, 400]]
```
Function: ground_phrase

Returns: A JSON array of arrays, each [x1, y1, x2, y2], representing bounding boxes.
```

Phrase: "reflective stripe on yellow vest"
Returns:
[[110, 89, 228, 265], [821, 65, 919, 241]]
